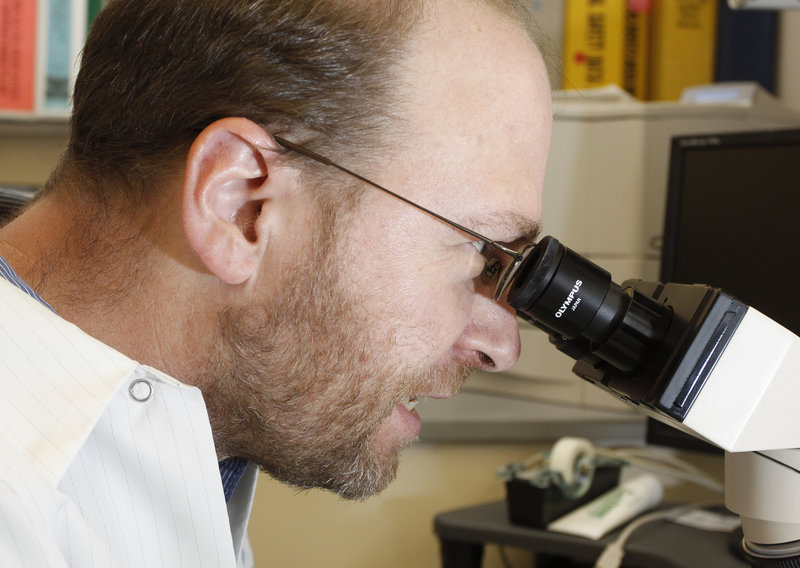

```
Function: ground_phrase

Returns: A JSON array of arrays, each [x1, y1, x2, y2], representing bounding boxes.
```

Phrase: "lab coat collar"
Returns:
[[0, 277, 141, 487]]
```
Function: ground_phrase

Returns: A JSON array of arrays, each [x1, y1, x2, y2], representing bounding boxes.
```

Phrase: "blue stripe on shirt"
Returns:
[[220, 457, 249, 502], [0, 256, 55, 312]]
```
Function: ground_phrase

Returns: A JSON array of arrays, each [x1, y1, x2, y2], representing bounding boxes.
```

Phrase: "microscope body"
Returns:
[[506, 236, 800, 563], [570, 280, 800, 559], [566, 279, 800, 455]]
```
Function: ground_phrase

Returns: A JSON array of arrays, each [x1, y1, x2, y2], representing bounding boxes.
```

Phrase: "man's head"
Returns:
[[35, 0, 552, 500], [57, 0, 423, 205]]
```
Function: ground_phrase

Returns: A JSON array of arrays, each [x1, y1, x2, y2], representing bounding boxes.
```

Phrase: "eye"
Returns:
[[481, 258, 504, 284], [470, 241, 498, 283], [475, 242, 506, 284]]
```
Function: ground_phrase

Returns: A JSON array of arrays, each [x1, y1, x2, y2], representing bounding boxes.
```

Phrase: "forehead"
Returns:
[[384, 0, 552, 241]]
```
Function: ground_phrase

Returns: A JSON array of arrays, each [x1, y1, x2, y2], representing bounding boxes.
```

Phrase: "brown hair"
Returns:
[[52, 0, 536, 206], [56, 0, 423, 203]]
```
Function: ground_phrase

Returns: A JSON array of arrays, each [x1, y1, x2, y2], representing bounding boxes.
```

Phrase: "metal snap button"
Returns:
[[129, 378, 153, 402]]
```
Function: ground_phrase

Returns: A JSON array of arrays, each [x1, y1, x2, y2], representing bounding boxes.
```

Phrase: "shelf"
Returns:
[[0, 116, 69, 138]]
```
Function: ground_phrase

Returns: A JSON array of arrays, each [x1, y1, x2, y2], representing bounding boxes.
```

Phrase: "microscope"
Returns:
[[505, 235, 800, 567]]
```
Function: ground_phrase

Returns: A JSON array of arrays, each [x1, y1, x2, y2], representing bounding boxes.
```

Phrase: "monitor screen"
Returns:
[[661, 128, 800, 331], [648, 127, 800, 451]]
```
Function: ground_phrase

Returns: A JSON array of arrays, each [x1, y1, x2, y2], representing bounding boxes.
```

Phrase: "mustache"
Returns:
[[392, 355, 473, 408]]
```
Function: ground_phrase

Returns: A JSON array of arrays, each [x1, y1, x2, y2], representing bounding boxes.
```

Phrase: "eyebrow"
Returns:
[[276, 135, 488, 235], [274, 135, 541, 254], [465, 211, 542, 245]]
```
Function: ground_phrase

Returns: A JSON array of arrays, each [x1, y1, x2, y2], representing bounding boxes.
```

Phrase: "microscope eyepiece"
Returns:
[[506, 236, 671, 375]]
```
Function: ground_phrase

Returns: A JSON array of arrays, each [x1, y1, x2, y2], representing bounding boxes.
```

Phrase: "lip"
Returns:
[[393, 402, 421, 440], [386, 391, 457, 443], [416, 388, 461, 402]]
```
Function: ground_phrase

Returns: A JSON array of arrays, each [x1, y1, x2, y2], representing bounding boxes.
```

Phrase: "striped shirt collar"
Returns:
[[0, 256, 54, 312], [0, 255, 248, 502]]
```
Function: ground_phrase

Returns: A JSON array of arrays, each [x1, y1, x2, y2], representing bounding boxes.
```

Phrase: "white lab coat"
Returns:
[[0, 278, 257, 567]]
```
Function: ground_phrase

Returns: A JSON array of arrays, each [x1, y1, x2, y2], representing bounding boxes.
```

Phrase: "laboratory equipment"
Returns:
[[504, 235, 800, 566]]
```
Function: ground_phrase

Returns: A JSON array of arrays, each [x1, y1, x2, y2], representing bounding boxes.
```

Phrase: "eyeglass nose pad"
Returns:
[[491, 243, 537, 302], [481, 259, 503, 285]]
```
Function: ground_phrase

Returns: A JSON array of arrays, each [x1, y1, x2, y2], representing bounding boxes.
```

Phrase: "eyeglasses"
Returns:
[[273, 135, 535, 302]]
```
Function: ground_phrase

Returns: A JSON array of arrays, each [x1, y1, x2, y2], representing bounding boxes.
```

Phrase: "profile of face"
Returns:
[[205, 214, 473, 500], [203, 0, 553, 500]]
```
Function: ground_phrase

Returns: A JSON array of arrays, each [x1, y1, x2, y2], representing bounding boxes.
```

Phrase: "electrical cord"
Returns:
[[509, 443, 724, 494], [594, 503, 721, 568], [496, 504, 727, 568], [592, 447, 725, 493]]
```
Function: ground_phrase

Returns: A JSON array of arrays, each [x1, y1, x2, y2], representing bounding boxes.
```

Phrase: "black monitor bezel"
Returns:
[[649, 127, 800, 453]]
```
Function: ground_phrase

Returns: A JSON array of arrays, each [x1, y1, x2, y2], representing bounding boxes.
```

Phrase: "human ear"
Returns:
[[182, 117, 284, 285]]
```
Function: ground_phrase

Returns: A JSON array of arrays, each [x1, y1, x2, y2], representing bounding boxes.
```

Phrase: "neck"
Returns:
[[1, 196, 134, 307], [0, 193, 214, 385]]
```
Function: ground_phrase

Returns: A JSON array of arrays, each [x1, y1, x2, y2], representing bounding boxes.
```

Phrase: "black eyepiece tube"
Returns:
[[507, 236, 671, 375]]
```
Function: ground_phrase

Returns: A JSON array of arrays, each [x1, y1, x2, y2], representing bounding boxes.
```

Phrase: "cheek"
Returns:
[[343, 255, 473, 362], [338, 211, 476, 360], [384, 278, 475, 362]]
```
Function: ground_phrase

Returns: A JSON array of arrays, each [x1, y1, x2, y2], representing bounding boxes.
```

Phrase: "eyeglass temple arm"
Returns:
[[273, 136, 523, 262]]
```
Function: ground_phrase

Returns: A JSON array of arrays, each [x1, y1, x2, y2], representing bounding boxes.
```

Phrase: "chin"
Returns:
[[329, 446, 403, 502]]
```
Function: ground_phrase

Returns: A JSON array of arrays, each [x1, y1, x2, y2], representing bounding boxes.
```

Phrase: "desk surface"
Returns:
[[434, 501, 749, 568]]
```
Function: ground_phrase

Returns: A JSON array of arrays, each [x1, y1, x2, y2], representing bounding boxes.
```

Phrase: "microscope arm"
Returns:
[[585, 295, 800, 563], [727, 450, 800, 560], [674, 307, 800, 560], [583, 300, 800, 561], [676, 308, 800, 453]]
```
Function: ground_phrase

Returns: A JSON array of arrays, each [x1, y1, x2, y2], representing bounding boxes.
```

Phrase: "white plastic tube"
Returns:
[[547, 474, 664, 540]]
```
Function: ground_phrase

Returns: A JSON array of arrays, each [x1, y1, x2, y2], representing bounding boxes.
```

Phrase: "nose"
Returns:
[[455, 295, 521, 372]]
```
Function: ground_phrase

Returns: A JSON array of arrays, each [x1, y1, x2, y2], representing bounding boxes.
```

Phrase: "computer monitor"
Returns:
[[648, 127, 800, 451]]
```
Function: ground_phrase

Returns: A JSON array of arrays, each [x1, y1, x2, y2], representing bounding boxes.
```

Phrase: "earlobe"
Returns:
[[182, 118, 281, 285]]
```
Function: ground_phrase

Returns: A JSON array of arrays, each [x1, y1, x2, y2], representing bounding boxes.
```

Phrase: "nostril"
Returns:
[[479, 352, 495, 369]]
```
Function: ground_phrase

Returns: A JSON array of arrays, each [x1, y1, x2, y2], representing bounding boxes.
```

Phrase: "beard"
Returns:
[[200, 218, 471, 500]]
